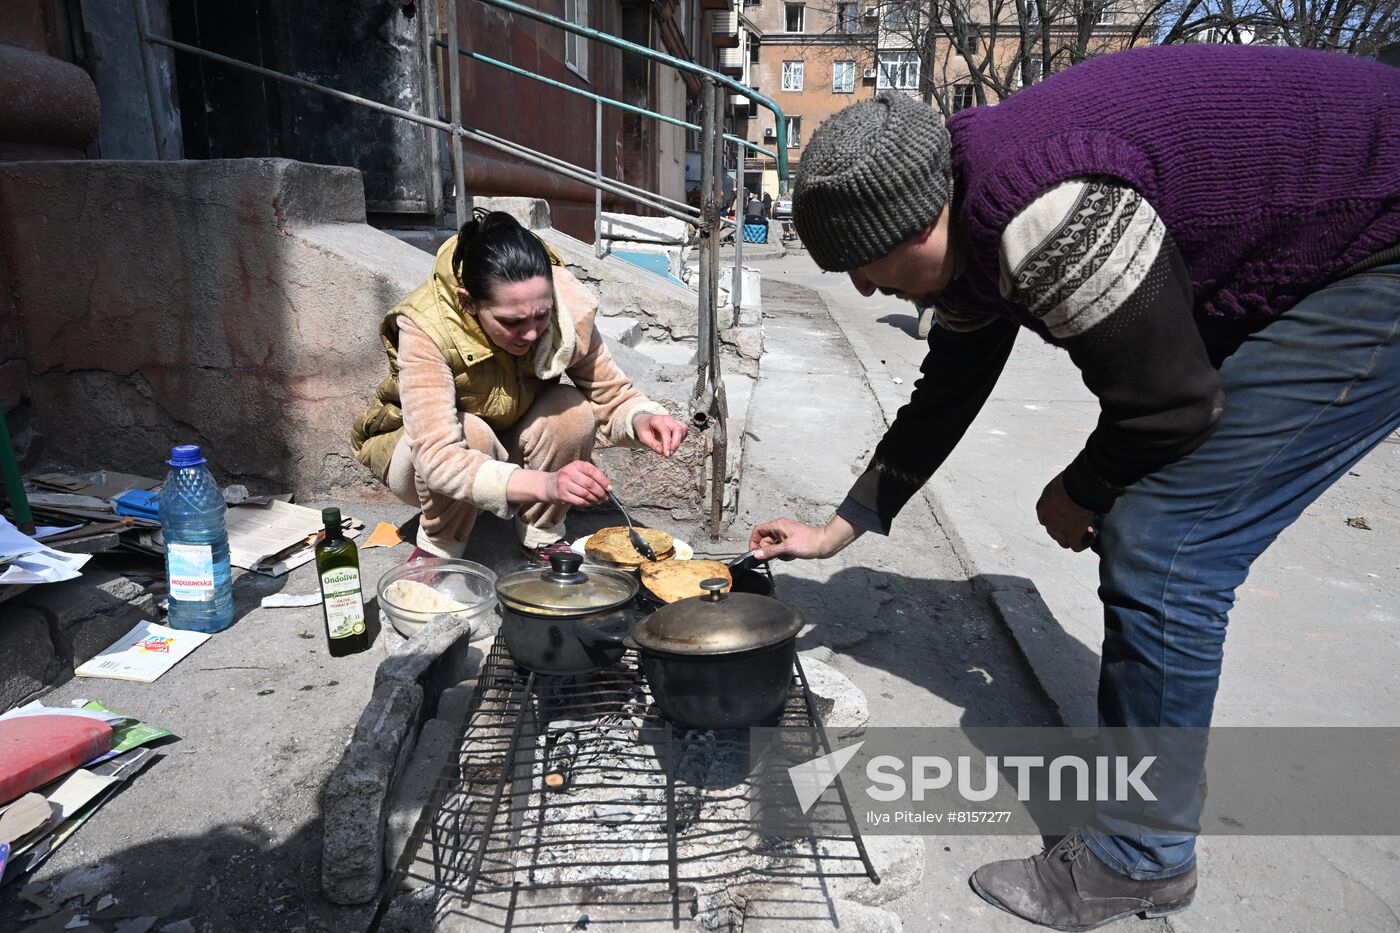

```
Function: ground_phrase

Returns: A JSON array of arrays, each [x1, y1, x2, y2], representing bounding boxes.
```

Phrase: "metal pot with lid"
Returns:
[[630, 578, 805, 728], [498, 552, 637, 674]]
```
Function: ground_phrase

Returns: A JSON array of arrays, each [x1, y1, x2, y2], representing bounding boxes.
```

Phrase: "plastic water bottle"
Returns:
[[159, 444, 235, 632]]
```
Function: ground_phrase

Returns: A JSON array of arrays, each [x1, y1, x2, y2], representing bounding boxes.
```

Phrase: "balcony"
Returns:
[[710, 11, 740, 47], [718, 47, 745, 75]]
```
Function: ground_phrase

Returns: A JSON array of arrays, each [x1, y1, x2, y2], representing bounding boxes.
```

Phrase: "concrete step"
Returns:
[[594, 315, 642, 348]]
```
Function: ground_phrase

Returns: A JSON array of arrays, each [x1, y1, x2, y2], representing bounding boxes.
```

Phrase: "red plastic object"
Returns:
[[0, 716, 113, 804]]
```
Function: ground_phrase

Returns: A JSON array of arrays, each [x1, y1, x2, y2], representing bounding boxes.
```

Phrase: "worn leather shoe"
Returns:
[[970, 830, 1196, 931]]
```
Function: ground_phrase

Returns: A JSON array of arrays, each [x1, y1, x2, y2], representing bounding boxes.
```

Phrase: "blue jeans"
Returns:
[[1082, 264, 1400, 880]]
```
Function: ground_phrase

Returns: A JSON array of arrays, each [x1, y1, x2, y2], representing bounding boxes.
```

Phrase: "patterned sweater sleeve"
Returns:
[[397, 317, 518, 518], [998, 178, 1224, 512]]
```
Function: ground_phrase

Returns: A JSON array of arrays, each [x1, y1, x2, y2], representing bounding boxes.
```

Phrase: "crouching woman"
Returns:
[[351, 211, 688, 560]]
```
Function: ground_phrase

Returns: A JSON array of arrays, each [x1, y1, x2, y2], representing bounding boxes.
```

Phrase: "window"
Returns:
[[785, 3, 805, 31], [837, 2, 860, 32], [952, 84, 975, 111], [832, 60, 856, 93], [782, 60, 804, 91], [961, 23, 981, 47], [750, 39, 761, 63], [1021, 56, 1043, 86], [1096, 0, 1115, 24], [877, 50, 919, 89], [744, 0, 761, 6], [564, 0, 589, 79], [785, 115, 801, 147], [884, 2, 909, 29]]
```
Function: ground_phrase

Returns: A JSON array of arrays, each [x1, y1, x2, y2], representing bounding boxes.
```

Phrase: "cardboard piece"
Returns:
[[363, 522, 407, 549]]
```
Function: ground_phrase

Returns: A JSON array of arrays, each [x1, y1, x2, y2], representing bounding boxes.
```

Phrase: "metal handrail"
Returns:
[[136, 30, 705, 224], [435, 41, 780, 163], [472, 0, 789, 189]]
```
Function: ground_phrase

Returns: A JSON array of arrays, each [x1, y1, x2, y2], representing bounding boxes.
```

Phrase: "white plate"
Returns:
[[571, 533, 693, 565]]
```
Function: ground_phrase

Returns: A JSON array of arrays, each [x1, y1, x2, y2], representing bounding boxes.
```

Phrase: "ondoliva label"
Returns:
[[322, 568, 365, 638]]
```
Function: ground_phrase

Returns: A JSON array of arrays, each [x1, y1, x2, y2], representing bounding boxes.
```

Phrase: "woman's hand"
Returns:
[[1036, 472, 1096, 551], [749, 515, 863, 561], [635, 413, 689, 457], [546, 460, 612, 507]]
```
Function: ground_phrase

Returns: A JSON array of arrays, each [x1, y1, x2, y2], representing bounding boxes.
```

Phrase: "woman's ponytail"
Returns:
[[451, 208, 552, 303]]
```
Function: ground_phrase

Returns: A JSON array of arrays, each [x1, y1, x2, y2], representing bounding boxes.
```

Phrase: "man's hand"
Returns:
[[634, 413, 689, 457], [1036, 473, 1096, 551], [749, 515, 863, 561], [547, 460, 612, 506]]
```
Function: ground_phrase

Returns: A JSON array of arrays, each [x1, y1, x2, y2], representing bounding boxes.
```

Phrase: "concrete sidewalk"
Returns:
[[756, 252, 1400, 932]]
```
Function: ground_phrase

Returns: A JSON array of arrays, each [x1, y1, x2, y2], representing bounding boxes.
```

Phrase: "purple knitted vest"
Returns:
[[943, 44, 1400, 339]]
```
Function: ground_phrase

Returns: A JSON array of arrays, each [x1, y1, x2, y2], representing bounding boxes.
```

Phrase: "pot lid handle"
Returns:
[[544, 551, 587, 585], [700, 578, 729, 601]]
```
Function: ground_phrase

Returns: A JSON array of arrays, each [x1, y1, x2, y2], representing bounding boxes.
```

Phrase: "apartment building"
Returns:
[[737, 0, 1146, 196]]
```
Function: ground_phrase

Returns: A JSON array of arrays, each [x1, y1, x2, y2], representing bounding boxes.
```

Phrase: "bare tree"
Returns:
[[809, 0, 1148, 116], [1129, 0, 1400, 53], [808, 0, 1396, 121]]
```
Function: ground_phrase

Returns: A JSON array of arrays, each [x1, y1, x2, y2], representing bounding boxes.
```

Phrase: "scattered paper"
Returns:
[[0, 793, 53, 848], [34, 524, 85, 538], [0, 517, 92, 585], [74, 621, 210, 684], [259, 592, 322, 609], [45, 770, 117, 824], [363, 522, 407, 549], [217, 499, 361, 574]]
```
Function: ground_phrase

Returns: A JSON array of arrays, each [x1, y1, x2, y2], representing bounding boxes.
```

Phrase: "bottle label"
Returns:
[[168, 543, 216, 601], [322, 567, 366, 639]]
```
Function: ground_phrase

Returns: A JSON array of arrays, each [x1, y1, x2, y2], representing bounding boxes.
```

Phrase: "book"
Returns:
[[74, 620, 211, 683]]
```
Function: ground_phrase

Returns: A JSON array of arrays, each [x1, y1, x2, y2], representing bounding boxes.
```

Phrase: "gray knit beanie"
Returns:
[[792, 91, 952, 272]]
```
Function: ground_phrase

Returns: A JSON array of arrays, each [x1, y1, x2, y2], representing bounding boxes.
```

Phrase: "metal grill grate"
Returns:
[[375, 638, 879, 928]]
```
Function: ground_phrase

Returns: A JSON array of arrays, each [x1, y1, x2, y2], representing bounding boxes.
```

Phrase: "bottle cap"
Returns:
[[322, 507, 343, 527], [167, 444, 207, 467]]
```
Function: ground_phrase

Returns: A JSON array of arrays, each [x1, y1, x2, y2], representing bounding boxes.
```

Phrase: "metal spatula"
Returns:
[[606, 490, 657, 561]]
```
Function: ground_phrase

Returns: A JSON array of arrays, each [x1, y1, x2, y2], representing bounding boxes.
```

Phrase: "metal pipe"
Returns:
[[594, 98, 603, 258], [432, 41, 780, 161], [733, 141, 744, 318], [693, 78, 716, 425], [706, 87, 728, 539], [470, 0, 790, 186], [709, 383, 727, 542], [446, 0, 467, 229], [132, 0, 168, 160]]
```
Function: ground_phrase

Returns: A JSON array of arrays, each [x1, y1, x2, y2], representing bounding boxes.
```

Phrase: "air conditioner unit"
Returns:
[[764, 128, 777, 139], [862, 66, 878, 79], [863, 6, 879, 17]]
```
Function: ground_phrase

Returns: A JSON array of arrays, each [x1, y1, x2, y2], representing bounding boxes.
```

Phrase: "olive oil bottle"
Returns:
[[316, 508, 369, 656]]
